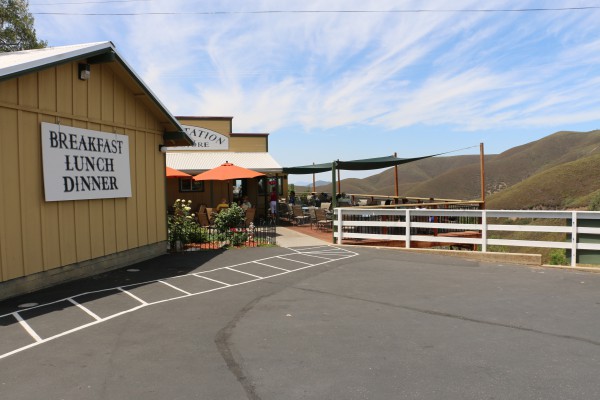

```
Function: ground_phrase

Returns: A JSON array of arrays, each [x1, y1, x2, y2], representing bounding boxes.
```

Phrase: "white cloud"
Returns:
[[31, 0, 600, 139]]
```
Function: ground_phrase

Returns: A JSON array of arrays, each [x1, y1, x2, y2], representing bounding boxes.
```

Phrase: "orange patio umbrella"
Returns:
[[193, 162, 265, 205], [166, 166, 191, 178], [192, 162, 265, 181]]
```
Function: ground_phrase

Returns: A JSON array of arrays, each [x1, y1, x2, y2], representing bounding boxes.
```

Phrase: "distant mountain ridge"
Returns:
[[292, 180, 330, 188], [294, 130, 600, 210]]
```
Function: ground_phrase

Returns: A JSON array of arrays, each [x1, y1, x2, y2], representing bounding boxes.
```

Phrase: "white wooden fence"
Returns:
[[333, 208, 600, 267]]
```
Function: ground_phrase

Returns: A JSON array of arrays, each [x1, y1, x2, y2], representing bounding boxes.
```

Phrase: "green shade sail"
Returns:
[[283, 153, 443, 175]]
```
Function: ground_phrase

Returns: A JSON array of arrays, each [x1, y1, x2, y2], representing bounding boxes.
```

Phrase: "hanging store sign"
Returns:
[[40, 122, 132, 201], [165, 125, 229, 151]]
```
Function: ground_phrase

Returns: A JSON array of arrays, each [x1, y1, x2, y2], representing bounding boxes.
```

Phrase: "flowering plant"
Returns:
[[168, 199, 195, 246], [213, 203, 248, 245]]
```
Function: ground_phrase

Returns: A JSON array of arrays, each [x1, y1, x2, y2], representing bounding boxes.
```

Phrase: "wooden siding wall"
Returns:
[[229, 136, 268, 152], [166, 180, 260, 212], [0, 61, 166, 284]]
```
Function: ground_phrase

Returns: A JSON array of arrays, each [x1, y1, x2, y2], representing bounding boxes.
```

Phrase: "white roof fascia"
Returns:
[[0, 42, 187, 136], [0, 42, 113, 79], [166, 152, 283, 174]]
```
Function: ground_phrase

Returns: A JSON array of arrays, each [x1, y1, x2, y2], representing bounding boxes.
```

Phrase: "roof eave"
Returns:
[[0, 42, 188, 140]]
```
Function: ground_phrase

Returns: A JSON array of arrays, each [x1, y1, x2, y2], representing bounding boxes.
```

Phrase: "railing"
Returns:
[[172, 222, 277, 251], [333, 208, 600, 267], [346, 193, 484, 209], [294, 191, 484, 210]]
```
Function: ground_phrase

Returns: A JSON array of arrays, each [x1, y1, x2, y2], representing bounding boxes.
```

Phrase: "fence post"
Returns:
[[481, 209, 487, 253], [337, 208, 343, 242], [571, 211, 577, 267], [405, 209, 411, 248]]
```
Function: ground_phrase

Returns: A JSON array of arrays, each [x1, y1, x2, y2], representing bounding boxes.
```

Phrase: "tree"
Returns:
[[0, 0, 47, 52]]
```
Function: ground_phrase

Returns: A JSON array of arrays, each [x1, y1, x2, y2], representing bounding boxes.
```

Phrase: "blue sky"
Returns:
[[30, 0, 600, 184]]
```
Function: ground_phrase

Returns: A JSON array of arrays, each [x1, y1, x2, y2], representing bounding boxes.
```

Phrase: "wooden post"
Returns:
[[312, 162, 316, 193], [337, 168, 341, 193], [331, 161, 338, 208], [331, 161, 338, 244], [394, 152, 399, 203], [480, 143, 486, 209]]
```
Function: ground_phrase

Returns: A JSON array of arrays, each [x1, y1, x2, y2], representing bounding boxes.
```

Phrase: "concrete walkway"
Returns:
[[276, 226, 330, 247]]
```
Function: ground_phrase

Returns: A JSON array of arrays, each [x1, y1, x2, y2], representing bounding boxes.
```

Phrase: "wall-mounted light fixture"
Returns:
[[78, 63, 91, 80]]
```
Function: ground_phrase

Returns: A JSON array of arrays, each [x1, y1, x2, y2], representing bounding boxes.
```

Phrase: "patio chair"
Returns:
[[279, 203, 293, 223], [308, 207, 318, 229], [292, 205, 309, 225], [320, 202, 331, 210], [206, 207, 215, 224], [244, 208, 256, 227], [197, 210, 211, 227], [315, 208, 332, 231]]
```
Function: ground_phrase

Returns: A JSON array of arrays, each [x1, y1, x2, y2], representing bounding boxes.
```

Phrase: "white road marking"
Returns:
[[276, 256, 314, 265], [0, 246, 358, 360], [118, 287, 148, 305], [13, 312, 42, 342], [193, 274, 232, 287], [252, 261, 290, 271], [67, 298, 101, 321], [159, 280, 192, 295], [225, 267, 263, 279]]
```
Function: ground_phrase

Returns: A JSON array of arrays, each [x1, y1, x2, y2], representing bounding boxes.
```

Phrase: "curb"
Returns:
[[340, 244, 600, 272]]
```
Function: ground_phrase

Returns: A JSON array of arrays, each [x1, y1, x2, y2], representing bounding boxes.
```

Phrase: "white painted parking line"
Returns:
[[158, 280, 192, 296], [0, 246, 358, 360], [13, 312, 42, 343], [276, 256, 314, 265], [252, 261, 290, 272], [287, 253, 339, 261], [193, 274, 232, 287], [225, 267, 263, 279], [118, 287, 149, 305], [67, 298, 102, 321]]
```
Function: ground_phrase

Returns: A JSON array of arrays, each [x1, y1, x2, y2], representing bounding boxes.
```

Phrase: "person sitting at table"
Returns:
[[240, 196, 252, 211], [216, 198, 229, 213]]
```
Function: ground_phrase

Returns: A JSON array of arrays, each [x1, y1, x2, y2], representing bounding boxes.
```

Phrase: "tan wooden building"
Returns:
[[0, 42, 191, 300], [165, 117, 286, 220]]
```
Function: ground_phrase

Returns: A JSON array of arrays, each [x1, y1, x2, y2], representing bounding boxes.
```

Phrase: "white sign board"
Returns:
[[164, 125, 229, 151], [40, 122, 132, 201]]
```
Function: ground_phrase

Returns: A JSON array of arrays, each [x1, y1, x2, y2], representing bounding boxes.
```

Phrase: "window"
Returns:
[[179, 178, 204, 192], [258, 176, 284, 195], [258, 177, 267, 194]]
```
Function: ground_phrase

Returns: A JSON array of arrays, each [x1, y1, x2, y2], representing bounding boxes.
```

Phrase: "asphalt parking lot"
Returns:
[[1, 244, 599, 400]]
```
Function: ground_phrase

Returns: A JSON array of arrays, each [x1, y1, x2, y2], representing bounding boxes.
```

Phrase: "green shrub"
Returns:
[[230, 231, 249, 246], [589, 192, 600, 211], [188, 226, 210, 244], [213, 203, 245, 232], [168, 199, 196, 246], [213, 204, 247, 245], [549, 249, 568, 265]]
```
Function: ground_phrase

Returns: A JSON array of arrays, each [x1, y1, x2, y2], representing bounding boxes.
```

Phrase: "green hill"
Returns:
[[293, 130, 600, 209], [486, 152, 600, 209]]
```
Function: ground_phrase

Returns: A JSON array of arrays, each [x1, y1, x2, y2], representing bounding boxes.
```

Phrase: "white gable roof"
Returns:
[[0, 42, 188, 140], [166, 152, 283, 174], [0, 42, 113, 79]]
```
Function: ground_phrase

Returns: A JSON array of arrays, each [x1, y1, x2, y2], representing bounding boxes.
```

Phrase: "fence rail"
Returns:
[[172, 222, 277, 251], [333, 208, 600, 267]]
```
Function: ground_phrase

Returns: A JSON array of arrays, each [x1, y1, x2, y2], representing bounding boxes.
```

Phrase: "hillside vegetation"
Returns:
[[294, 130, 600, 210], [486, 152, 600, 209]]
